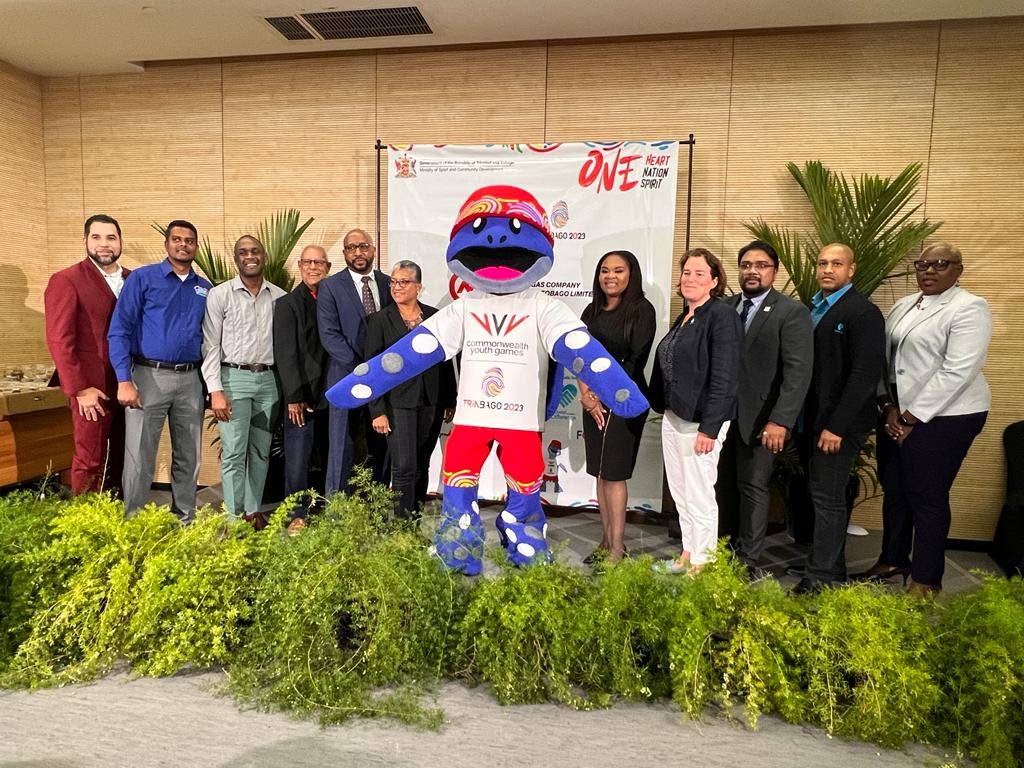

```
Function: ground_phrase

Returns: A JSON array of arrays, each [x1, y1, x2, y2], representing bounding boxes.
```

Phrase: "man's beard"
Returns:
[[87, 248, 121, 267]]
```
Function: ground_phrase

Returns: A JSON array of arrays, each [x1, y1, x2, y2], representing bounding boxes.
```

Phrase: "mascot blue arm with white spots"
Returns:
[[328, 185, 648, 575]]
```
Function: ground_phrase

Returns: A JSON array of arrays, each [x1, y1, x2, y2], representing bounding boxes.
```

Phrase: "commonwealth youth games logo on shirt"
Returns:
[[481, 367, 505, 397], [469, 312, 529, 337]]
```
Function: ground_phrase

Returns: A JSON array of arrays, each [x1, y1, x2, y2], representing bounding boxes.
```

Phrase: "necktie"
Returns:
[[740, 298, 754, 330], [361, 275, 377, 315]]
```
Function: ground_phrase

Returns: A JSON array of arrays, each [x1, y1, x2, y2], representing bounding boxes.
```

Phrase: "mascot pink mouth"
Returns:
[[475, 265, 523, 280]]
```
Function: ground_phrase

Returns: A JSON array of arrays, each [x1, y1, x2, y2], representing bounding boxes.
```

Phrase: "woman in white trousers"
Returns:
[[649, 248, 742, 574]]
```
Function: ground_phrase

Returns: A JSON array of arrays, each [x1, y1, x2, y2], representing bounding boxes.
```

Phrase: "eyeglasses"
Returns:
[[739, 261, 776, 272], [343, 242, 373, 254], [298, 258, 328, 267], [389, 279, 420, 289], [913, 259, 960, 272]]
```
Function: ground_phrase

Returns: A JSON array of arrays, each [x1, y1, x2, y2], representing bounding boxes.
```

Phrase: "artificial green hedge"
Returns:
[[0, 478, 1021, 767]]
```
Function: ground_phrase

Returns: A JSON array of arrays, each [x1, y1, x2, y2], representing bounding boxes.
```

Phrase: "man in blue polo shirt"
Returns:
[[108, 220, 212, 520]]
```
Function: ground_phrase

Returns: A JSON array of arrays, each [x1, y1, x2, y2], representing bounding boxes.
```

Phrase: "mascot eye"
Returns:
[[509, 217, 522, 234], [472, 217, 486, 233]]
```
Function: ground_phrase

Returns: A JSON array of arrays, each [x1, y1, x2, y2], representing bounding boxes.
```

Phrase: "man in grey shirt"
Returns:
[[201, 235, 287, 524]]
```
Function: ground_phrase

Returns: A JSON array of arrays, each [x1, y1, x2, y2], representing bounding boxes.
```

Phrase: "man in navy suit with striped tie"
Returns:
[[316, 228, 393, 494]]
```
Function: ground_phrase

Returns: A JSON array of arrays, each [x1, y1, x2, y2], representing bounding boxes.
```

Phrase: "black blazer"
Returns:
[[273, 284, 328, 408], [649, 297, 742, 436], [363, 302, 457, 418], [730, 289, 814, 445], [805, 287, 885, 439]]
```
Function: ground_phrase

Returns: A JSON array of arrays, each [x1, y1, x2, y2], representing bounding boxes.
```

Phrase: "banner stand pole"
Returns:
[[370, 140, 382, 253], [683, 134, 695, 252]]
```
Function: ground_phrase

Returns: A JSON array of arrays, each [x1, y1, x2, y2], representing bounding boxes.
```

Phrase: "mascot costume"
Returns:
[[327, 185, 649, 574]]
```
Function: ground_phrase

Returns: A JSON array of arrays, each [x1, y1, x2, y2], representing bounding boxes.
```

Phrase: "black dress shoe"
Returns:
[[746, 564, 772, 581], [850, 562, 911, 584], [785, 562, 806, 578], [792, 577, 821, 595]]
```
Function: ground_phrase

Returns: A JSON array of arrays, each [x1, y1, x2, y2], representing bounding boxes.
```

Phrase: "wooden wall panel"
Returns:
[[222, 54, 377, 270], [377, 46, 547, 145], [376, 45, 548, 265], [0, 60, 48, 366], [546, 37, 734, 249], [546, 36, 734, 316], [919, 18, 1024, 540], [78, 62, 224, 270], [41, 77, 85, 276], [723, 25, 940, 291]]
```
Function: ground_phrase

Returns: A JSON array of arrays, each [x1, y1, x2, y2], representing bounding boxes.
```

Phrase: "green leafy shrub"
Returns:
[[718, 578, 813, 727], [930, 576, 1024, 768], [663, 546, 749, 718], [125, 510, 255, 676], [3, 495, 178, 687], [2, 483, 1023, 766], [589, 557, 675, 700], [805, 585, 940, 747], [458, 555, 602, 708], [229, 480, 465, 727], [0, 488, 62, 668]]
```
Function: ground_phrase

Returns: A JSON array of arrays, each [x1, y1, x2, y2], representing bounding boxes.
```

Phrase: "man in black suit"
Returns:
[[317, 229, 393, 494], [273, 245, 331, 531], [795, 243, 885, 593], [718, 240, 813, 574]]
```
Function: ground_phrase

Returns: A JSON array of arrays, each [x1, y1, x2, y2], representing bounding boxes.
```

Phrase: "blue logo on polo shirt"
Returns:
[[194, 286, 208, 297]]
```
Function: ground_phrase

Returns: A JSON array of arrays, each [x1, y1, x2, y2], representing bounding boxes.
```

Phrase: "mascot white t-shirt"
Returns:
[[425, 288, 582, 431]]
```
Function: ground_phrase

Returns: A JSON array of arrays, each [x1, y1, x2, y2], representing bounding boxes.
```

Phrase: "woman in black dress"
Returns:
[[365, 260, 457, 518], [578, 250, 657, 564]]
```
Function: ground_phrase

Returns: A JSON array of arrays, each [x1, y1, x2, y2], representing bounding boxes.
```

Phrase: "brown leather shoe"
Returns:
[[906, 579, 940, 599], [244, 512, 269, 531]]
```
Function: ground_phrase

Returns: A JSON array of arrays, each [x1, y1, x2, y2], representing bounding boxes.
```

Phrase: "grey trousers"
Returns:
[[122, 365, 204, 520], [735, 434, 778, 565]]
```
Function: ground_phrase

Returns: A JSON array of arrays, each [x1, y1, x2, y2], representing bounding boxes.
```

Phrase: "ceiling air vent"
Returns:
[[265, 16, 315, 40], [301, 6, 432, 40]]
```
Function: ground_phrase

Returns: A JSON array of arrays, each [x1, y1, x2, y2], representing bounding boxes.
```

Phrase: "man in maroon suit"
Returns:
[[44, 214, 131, 495]]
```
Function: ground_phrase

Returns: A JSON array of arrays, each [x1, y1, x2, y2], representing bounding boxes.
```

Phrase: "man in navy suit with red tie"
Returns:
[[317, 228, 393, 494], [44, 214, 131, 495]]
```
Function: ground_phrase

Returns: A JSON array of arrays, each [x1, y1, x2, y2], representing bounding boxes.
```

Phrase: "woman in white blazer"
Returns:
[[855, 243, 991, 596]]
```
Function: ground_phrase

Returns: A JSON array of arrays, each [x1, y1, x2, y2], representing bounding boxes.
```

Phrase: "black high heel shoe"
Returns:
[[851, 562, 910, 585]]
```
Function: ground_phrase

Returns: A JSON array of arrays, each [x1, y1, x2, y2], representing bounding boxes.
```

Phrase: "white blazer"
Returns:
[[881, 285, 991, 423]]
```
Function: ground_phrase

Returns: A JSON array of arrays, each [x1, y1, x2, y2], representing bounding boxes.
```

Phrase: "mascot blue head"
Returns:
[[445, 185, 554, 294]]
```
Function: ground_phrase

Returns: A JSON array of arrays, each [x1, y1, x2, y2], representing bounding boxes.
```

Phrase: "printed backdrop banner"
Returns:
[[387, 142, 679, 511]]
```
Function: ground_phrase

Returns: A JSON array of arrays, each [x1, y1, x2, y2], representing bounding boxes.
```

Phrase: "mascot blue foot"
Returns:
[[495, 489, 550, 567], [434, 484, 485, 576]]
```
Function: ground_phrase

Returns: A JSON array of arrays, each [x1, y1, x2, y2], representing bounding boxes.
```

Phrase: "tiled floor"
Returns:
[[161, 483, 1003, 595]]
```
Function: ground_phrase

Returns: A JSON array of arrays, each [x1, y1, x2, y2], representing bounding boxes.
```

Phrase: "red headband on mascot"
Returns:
[[449, 185, 554, 246]]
